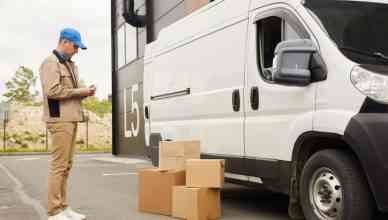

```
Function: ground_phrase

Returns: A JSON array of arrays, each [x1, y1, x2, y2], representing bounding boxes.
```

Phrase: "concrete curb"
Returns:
[[0, 151, 111, 157]]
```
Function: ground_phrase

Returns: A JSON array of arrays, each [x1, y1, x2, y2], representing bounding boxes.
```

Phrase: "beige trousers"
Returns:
[[46, 122, 78, 216]]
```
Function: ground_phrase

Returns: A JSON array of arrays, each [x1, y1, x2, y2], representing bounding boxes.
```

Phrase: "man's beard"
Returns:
[[63, 53, 72, 61]]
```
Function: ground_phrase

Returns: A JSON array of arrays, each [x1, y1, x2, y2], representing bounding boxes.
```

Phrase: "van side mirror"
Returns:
[[272, 39, 318, 86], [123, 0, 147, 27]]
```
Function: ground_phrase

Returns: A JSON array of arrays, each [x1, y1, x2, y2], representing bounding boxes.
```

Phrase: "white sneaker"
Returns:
[[64, 207, 86, 220], [48, 211, 72, 220]]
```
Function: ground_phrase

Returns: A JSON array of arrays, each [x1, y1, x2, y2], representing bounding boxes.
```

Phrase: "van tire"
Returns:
[[299, 149, 374, 220]]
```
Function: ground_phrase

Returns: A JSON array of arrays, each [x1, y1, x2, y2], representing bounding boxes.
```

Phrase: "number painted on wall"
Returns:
[[123, 84, 140, 138]]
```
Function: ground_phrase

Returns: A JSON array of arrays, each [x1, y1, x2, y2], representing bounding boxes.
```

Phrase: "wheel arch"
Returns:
[[292, 131, 349, 180], [289, 131, 378, 214]]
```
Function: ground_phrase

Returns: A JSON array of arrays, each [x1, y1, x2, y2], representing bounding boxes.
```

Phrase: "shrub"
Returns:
[[76, 139, 85, 145], [82, 97, 112, 117]]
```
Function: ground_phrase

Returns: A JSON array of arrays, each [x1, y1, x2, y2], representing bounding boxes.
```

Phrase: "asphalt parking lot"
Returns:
[[0, 153, 291, 220]]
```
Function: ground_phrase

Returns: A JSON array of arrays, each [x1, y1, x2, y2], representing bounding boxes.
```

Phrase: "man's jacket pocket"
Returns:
[[48, 99, 60, 118]]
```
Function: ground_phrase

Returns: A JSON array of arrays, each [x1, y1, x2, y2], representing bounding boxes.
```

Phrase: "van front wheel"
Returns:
[[299, 149, 374, 220]]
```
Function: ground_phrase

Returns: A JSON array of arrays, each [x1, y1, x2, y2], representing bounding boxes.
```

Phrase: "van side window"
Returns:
[[260, 17, 282, 71], [257, 16, 309, 81]]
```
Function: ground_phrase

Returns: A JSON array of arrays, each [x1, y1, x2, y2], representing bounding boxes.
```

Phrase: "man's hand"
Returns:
[[79, 86, 96, 98], [89, 85, 96, 96]]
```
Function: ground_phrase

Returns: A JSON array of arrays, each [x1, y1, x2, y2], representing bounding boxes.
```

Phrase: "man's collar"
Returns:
[[52, 50, 73, 64]]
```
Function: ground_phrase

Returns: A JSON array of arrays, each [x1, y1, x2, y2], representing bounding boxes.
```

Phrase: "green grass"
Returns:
[[0, 148, 48, 153]]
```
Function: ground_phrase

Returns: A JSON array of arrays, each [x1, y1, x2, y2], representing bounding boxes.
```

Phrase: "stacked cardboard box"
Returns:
[[186, 159, 225, 188], [172, 159, 225, 220], [138, 141, 225, 219], [159, 141, 201, 171], [138, 169, 185, 215], [173, 186, 221, 220], [138, 141, 201, 216]]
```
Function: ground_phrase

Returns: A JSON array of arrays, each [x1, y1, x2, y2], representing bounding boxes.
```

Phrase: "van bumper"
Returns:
[[344, 113, 388, 212]]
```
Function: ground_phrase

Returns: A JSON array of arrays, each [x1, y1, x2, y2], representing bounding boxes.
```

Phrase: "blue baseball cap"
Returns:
[[60, 28, 87, 50]]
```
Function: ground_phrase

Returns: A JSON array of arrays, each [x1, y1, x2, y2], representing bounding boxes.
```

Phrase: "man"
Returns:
[[39, 28, 95, 220]]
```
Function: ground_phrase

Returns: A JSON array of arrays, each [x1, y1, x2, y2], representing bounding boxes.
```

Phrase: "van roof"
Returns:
[[145, 0, 304, 59]]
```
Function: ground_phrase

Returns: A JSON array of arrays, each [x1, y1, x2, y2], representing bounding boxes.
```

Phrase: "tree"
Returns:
[[3, 66, 39, 104]]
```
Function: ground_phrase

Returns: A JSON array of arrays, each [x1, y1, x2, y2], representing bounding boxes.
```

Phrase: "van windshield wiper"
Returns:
[[339, 46, 388, 61]]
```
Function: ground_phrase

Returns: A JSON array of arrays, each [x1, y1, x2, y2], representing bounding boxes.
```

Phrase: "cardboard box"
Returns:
[[186, 159, 225, 188], [172, 186, 221, 220], [172, 186, 188, 219], [138, 168, 185, 216], [159, 141, 201, 171], [159, 157, 186, 171], [185, 0, 209, 14], [159, 140, 201, 158]]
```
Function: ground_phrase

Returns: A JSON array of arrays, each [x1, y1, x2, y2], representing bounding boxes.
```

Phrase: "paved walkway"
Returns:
[[0, 153, 291, 220]]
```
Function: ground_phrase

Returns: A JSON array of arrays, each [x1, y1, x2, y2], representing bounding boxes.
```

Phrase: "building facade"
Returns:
[[111, 0, 207, 156]]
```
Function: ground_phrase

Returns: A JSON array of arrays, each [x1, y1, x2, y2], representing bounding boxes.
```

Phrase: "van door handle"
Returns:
[[144, 105, 150, 119], [232, 89, 240, 112], [250, 86, 259, 110]]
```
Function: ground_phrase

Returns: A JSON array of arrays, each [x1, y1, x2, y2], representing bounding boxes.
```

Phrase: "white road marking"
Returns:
[[0, 205, 14, 210], [102, 172, 137, 176], [16, 158, 41, 161], [74, 164, 117, 168], [93, 157, 149, 165], [0, 163, 47, 220]]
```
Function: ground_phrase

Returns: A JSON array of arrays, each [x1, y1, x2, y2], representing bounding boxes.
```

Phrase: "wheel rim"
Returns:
[[309, 167, 344, 220]]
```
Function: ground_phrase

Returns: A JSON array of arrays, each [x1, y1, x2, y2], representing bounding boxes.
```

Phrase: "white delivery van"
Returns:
[[143, 0, 388, 219]]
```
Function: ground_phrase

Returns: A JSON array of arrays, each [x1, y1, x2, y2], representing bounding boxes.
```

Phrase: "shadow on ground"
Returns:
[[221, 184, 290, 220]]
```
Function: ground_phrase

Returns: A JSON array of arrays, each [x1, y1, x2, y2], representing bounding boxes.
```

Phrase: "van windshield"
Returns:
[[305, 0, 388, 65]]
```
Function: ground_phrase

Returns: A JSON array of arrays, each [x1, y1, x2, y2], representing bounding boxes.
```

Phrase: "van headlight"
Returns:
[[351, 66, 388, 104]]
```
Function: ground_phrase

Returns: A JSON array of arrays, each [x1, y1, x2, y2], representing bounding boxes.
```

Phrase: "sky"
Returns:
[[0, 0, 111, 101]]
